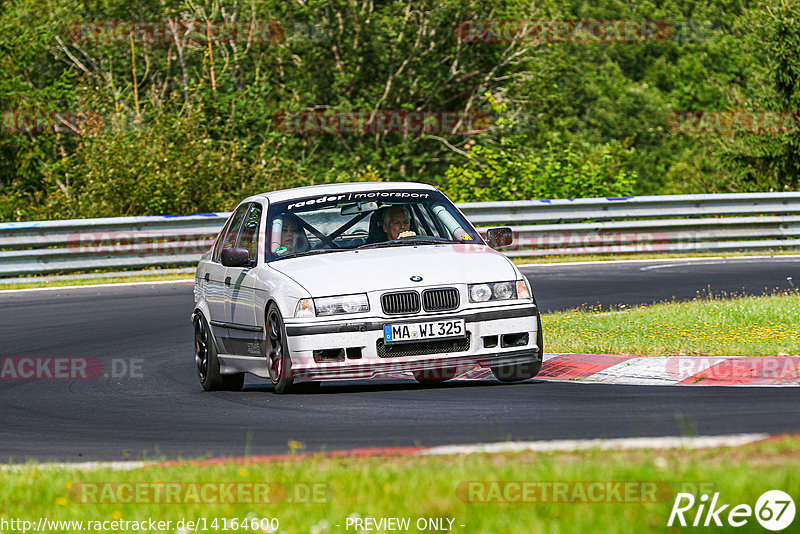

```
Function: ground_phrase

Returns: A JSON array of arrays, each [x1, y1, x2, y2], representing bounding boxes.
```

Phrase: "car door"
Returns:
[[205, 203, 249, 353], [225, 202, 265, 357]]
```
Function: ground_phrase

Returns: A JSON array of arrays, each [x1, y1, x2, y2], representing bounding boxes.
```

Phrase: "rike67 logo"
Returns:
[[668, 490, 795, 531]]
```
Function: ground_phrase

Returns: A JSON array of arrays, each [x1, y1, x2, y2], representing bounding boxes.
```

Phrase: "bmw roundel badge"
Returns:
[[410, 275, 423, 282]]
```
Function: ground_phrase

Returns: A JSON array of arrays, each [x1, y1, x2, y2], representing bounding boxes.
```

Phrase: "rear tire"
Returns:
[[490, 310, 544, 383], [266, 303, 294, 394], [194, 312, 245, 391]]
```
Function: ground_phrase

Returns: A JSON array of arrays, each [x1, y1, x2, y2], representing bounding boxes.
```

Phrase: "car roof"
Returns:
[[242, 181, 439, 204]]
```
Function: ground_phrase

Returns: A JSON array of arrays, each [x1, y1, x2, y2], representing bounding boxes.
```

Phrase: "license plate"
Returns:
[[383, 319, 465, 343]]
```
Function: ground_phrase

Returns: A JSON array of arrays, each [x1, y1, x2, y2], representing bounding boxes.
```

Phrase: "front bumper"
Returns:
[[284, 304, 540, 381]]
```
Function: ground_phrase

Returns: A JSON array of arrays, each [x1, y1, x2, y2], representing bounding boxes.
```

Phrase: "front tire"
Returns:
[[266, 303, 294, 394], [413, 367, 458, 384], [491, 358, 542, 382], [194, 312, 244, 391], [490, 312, 544, 383]]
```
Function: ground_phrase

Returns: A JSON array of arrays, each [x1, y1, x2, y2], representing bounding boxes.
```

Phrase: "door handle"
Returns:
[[225, 276, 231, 287]]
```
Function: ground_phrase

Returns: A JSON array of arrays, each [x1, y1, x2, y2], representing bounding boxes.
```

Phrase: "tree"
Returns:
[[445, 94, 637, 201], [719, 0, 800, 191]]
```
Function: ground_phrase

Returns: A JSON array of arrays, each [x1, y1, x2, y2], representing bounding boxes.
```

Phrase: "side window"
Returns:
[[414, 204, 443, 238], [212, 218, 233, 263], [214, 204, 249, 262], [236, 203, 263, 263]]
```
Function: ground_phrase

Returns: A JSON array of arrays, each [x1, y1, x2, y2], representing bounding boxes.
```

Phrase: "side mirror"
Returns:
[[221, 247, 253, 267], [486, 227, 513, 249]]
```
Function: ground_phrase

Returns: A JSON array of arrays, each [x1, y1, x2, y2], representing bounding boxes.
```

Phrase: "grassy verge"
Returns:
[[544, 292, 800, 356], [1, 437, 798, 533], [0, 272, 193, 291]]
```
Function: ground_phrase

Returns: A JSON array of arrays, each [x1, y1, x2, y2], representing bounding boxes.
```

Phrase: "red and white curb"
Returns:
[[453, 354, 800, 386], [5, 433, 772, 471], [417, 433, 771, 455], [0, 434, 778, 471], [0, 461, 149, 472], [169, 433, 773, 466]]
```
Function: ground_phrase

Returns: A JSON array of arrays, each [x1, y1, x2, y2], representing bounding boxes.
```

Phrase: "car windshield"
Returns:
[[265, 189, 483, 262]]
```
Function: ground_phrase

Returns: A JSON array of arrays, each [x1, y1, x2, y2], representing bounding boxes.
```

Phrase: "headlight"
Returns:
[[313, 294, 369, 316], [469, 281, 518, 303], [493, 282, 514, 300], [469, 284, 492, 302]]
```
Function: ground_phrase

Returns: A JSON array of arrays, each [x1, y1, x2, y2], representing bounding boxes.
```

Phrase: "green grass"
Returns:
[[544, 291, 800, 356], [0, 272, 193, 290], [1, 437, 798, 533]]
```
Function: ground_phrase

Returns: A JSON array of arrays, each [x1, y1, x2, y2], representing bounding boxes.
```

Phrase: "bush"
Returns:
[[444, 137, 638, 202]]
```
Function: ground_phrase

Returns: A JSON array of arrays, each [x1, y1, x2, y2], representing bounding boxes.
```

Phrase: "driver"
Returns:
[[381, 205, 416, 240]]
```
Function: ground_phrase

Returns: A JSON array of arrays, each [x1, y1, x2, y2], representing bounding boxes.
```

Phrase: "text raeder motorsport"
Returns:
[[286, 191, 431, 211]]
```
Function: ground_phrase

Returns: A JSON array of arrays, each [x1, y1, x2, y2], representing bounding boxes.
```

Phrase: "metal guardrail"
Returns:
[[1, 193, 799, 276]]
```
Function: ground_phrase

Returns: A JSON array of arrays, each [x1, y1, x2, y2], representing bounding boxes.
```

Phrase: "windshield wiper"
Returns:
[[357, 239, 445, 250], [273, 248, 345, 260]]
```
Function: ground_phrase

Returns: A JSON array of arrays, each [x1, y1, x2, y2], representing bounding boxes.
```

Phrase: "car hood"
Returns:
[[268, 244, 517, 296]]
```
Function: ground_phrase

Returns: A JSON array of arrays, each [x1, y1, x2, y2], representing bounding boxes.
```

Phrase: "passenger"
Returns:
[[279, 215, 308, 254], [381, 205, 416, 240]]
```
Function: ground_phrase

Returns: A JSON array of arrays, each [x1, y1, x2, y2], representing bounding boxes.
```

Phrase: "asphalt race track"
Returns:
[[522, 256, 800, 312], [1, 257, 799, 462]]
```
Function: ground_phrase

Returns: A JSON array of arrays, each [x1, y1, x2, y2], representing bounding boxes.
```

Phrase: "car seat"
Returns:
[[294, 231, 310, 252], [366, 207, 390, 243]]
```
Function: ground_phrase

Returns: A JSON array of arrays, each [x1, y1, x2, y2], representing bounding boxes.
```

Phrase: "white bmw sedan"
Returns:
[[193, 182, 542, 393]]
